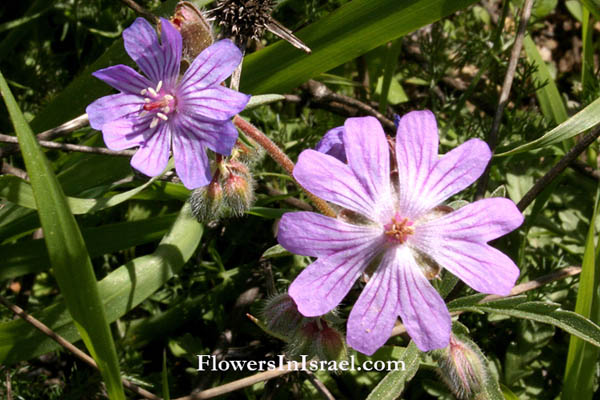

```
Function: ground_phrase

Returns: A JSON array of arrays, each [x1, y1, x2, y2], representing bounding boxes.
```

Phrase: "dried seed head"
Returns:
[[209, 0, 275, 44]]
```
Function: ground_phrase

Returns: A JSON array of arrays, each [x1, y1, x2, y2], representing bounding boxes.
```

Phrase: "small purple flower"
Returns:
[[86, 17, 250, 189], [278, 111, 523, 354]]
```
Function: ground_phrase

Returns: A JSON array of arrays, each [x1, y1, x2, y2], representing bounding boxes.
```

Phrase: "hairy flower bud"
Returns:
[[288, 319, 347, 363], [434, 335, 488, 400], [223, 171, 255, 216], [189, 180, 224, 222], [261, 293, 304, 340], [170, 1, 214, 61]]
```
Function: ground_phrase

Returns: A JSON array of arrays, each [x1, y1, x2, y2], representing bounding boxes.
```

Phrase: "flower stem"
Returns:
[[233, 115, 336, 218]]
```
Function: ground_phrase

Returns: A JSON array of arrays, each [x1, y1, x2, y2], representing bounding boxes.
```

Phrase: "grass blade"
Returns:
[[562, 183, 600, 399], [0, 70, 125, 399]]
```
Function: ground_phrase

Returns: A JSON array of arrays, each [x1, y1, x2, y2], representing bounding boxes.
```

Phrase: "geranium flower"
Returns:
[[86, 17, 250, 189], [278, 111, 523, 354]]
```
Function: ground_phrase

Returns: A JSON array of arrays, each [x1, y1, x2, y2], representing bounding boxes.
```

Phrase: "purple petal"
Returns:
[[130, 123, 171, 177], [172, 125, 212, 189], [178, 86, 250, 121], [123, 18, 181, 86], [395, 110, 440, 216], [278, 211, 383, 258], [174, 114, 238, 155], [425, 240, 519, 296], [293, 150, 379, 219], [396, 247, 451, 351], [417, 198, 524, 243], [288, 244, 381, 317], [102, 116, 153, 150], [92, 65, 153, 94], [346, 251, 399, 355], [399, 137, 491, 218], [344, 117, 392, 222], [316, 126, 346, 162], [86, 93, 144, 130], [178, 39, 243, 93]]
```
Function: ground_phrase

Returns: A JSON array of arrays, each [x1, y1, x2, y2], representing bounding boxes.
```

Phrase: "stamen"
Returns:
[[149, 117, 159, 129], [164, 94, 174, 101], [157, 112, 168, 121], [139, 110, 148, 117], [144, 98, 151, 103], [155, 80, 163, 93], [148, 87, 158, 97], [384, 214, 415, 244], [162, 106, 171, 113], [140, 89, 147, 96]]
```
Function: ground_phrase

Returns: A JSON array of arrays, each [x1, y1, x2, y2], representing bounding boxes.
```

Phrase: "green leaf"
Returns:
[[240, 0, 479, 94], [365, 341, 421, 400], [0, 70, 125, 399], [162, 349, 170, 400], [452, 296, 600, 348], [246, 207, 294, 219], [581, 7, 594, 91], [563, 183, 600, 399], [523, 35, 568, 125], [581, 0, 600, 19], [0, 174, 164, 214], [245, 94, 286, 109], [0, 215, 176, 280], [0, 202, 202, 365], [496, 94, 600, 156]]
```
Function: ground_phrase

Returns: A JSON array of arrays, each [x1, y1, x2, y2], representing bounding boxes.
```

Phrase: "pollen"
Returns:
[[384, 213, 415, 244]]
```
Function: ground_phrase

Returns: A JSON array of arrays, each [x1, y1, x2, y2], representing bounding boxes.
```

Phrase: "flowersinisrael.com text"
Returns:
[[197, 354, 405, 373]]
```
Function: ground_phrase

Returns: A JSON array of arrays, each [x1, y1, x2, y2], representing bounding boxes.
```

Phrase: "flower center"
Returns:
[[384, 213, 414, 244], [139, 81, 177, 128]]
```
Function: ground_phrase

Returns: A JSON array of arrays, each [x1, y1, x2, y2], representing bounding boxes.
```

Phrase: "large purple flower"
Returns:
[[278, 111, 523, 354], [86, 17, 250, 189]]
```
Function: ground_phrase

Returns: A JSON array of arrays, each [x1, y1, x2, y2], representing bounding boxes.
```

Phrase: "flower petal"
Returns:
[[102, 116, 153, 150], [172, 124, 212, 189], [86, 93, 144, 130], [397, 247, 451, 351], [425, 240, 519, 296], [289, 243, 381, 317], [344, 117, 393, 222], [178, 39, 242, 93], [293, 149, 378, 219], [278, 211, 382, 258], [92, 65, 153, 94], [123, 17, 181, 86], [395, 110, 440, 217], [347, 251, 399, 355], [174, 114, 238, 155], [400, 138, 491, 218], [179, 86, 250, 121], [417, 198, 524, 243], [130, 123, 171, 177], [315, 126, 346, 162]]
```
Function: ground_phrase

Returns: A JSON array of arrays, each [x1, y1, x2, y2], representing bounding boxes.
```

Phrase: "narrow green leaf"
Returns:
[[452, 296, 600, 348], [581, 7, 594, 90], [0, 70, 125, 399], [245, 94, 286, 109], [0, 215, 176, 280], [0, 202, 202, 364], [0, 174, 163, 214], [496, 95, 600, 156], [523, 35, 568, 125], [162, 349, 170, 400], [581, 0, 600, 19], [365, 341, 421, 400], [563, 183, 600, 399], [240, 0, 478, 94], [378, 39, 403, 112]]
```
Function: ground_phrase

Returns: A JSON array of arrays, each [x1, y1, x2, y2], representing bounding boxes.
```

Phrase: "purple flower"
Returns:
[[278, 111, 523, 354], [315, 126, 346, 162], [86, 18, 250, 189]]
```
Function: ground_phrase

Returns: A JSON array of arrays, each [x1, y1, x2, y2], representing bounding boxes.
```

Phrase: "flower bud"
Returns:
[[287, 319, 347, 363], [261, 293, 305, 340], [170, 1, 214, 62], [189, 180, 224, 223], [223, 172, 255, 216], [434, 335, 487, 400]]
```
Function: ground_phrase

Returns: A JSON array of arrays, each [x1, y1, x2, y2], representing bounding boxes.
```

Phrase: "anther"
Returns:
[[157, 112, 168, 121], [148, 87, 158, 97], [144, 98, 151, 103], [155, 80, 163, 93], [162, 106, 171, 113], [164, 94, 174, 101], [149, 117, 159, 129], [140, 89, 147, 96]]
